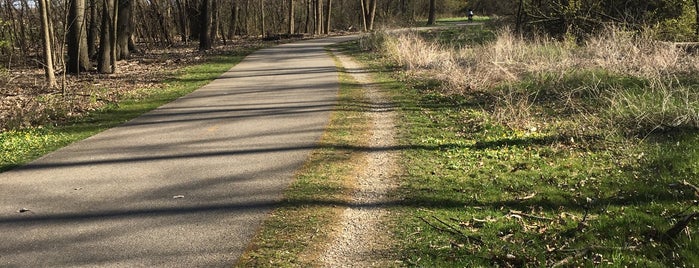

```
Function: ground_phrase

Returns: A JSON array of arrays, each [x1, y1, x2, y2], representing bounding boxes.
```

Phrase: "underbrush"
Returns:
[[354, 25, 699, 266]]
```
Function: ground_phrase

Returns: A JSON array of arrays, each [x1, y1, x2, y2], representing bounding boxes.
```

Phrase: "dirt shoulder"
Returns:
[[318, 51, 401, 267]]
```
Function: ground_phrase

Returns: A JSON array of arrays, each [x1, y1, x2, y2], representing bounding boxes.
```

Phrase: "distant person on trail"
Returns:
[[468, 9, 474, 21]]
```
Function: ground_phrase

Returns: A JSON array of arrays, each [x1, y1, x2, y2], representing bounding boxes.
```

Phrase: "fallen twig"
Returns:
[[668, 204, 697, 220], [508, 209, 554, 221], [556, 245, 638, 253], [419, 216, 484, 245], [552, 248, 589, 268], [431, 216, 485, 245], [576, 206, 590, 231], [664, 212, 698, 241], [515, 192, 537, 202], [680, 180, 699, 198]]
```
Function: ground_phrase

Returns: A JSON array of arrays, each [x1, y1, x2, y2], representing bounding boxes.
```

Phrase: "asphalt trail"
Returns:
[[0, 36, 357, 267]]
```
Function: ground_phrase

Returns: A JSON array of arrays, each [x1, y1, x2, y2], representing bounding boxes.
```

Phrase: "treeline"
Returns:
[[5, 0, 697, 87], [470, 0, 699, 41], [0, 0, 454, 86]]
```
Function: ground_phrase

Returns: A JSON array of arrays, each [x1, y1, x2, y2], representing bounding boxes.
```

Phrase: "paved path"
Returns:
[[0, 36, 356, 267]]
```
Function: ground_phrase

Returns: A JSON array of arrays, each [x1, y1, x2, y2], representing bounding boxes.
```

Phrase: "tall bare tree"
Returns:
[[230, 0, 239, 37], [260, 0, 265, 36], [38, 0, 56, 87], [98, 0, 117, 73], [211, 0, 220, 44], [427, 0, 436, 25], [305, 0, 311, 33], [360, 0, 377, 31], [116, 0, 134, 60], [314, 0, 322, 34], [87, 0, 98, 57], [694, 0, 699, 37], [288, 0, 294, 34], [199, 0, 212, 50], [324, 0, 331, 34], [67, 0, 91, 73]]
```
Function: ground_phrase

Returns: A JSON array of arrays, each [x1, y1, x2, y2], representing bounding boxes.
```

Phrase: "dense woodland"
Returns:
[[0, 0, 458, 80], [1, 0, 699, 86]]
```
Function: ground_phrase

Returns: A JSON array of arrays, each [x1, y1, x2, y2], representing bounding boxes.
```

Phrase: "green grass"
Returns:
[[234, 50, 372, 267], [437, 16, 491, 23], [343, 32, 699, 266], [393, 89, 697, 266], [0, 50, 252, 173]]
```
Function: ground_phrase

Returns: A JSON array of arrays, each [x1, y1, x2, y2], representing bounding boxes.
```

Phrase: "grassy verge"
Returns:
[[351, 25, 699, 266], [0, 50, 252, 172], [234, 51, 371, 267]]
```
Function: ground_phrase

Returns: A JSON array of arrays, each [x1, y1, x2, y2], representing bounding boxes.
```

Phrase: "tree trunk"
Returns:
[[218, 11, 227, 45], [244, 0, 250, 35], [427, 0, 436, 25], [324, 0, 331, 34], [694, 0, 699, 38], [230, 0, 238, 37], [516, 0, 524, 34], [116, 0, 133, 60], [87, 0, 98, 57], [38, 0, 56, 87], [367, 0, 376, 30], [16, 0, 28, 56], [175, 0, 188, 43], [288, 0, 294, 34], [210, 0, 219, 45], [199, 0, 212, 50], [360, 0, 367, 31], [98, 0, 116, 73], [305, 0, 311, 33], [67, 0, 91, 73], [111, 0, 118, 66], [188, 0, 200, 41], [314, 0, 322, 35], [260, 0, 265, 37]]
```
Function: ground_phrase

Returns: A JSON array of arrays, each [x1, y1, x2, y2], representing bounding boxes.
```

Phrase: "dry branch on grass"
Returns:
[[664, 212, 698, 241], [419, 216, 484, 245], [680, 180, 699, 198], [507, 209, 554, 222]]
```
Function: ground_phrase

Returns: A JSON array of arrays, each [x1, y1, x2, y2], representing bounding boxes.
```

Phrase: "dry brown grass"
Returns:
[[368, 26, 699, 133]]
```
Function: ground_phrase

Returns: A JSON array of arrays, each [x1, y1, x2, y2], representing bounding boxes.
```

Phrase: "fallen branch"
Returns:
[[664, 212, 698, 241], [680, 180, 699, 198], [419, 216, 484, 245], [515, 192, 537, 202], [668, 204, 696, 220], [556, 245, 638, 253], [508, 209, 554, 221], [552, 248, 589, 268]]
